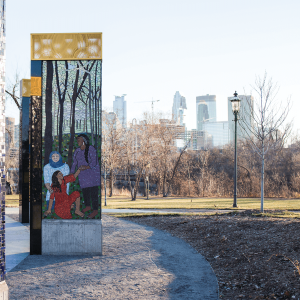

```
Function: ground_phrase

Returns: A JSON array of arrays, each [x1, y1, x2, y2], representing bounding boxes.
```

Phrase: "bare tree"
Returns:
[[102, 112, 124, 197], [5, 128, 19, 193], [128, 121, 154, 200], [152, 121, 177, 197], [121, 125, 136, 198], [195, 149, 210, 197], [5, 74, 22, 194], [5, 73, 21, 110], [239, 73, 292, 212]]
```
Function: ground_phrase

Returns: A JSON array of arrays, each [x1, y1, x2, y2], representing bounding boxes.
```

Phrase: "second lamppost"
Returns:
[[230, 91, 241, 208]]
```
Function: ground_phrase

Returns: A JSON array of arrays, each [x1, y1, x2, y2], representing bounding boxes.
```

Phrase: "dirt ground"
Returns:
[[5, 215, 217, 300], [126, 211, 300, 300]]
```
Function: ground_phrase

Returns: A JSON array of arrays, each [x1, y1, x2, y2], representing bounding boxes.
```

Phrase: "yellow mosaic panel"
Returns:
[[22, 79, 31, 97], [31, 33, 102, 60], [31, 77, 41, 96]]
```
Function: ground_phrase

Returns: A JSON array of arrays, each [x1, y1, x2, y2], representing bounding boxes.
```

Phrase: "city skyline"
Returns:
[[4, 0, 300, 135], [103, 91, 230, 129], [102, 90, 257, 150], [100, 91, 257, 136]]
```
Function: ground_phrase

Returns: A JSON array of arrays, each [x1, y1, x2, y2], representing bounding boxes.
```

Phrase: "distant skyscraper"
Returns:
[[14, 124, 19, 148], [196, 94, 216, 130], [113, 95, 127, 128], [184, 129, 213, 150], [5, 117, 15, 152], [227, 94, 254, 141], [172, 91, 187, 126], [202, 121, 230, 148], [102, 111, 122, 131]]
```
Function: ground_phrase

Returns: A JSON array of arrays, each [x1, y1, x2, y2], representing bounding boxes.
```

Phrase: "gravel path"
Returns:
[[6, 215, 218, 299]]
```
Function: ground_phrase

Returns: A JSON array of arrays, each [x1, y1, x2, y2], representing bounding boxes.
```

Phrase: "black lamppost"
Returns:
[[230, 91, 241, 208]]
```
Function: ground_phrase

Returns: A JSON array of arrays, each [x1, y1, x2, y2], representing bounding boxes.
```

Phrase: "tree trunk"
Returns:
[[133, 176, 140, 200], [143, 176, 147, 197], [67, 62, 95, 166], [109, 169, 113, 197], [126, 164, 130, 188], [44, 61, 53, 166], [55, 61, 68, 154], [261, 142, 265, 212], [127, 164, 134, 197], [67, 70, 79, 167], [88, 74, 94, 145], [187, 164, 191, 196], [94, 62, 99, 149], [68, 89, 77, 167], [132, 171, 142, 201], [166, 145, 187, 196], [163, 170, 167, 197], [157, 174, 161, 196], [58, 100, 64, 153], [202, 170, 204, 197], [130, 182, 134, 199]]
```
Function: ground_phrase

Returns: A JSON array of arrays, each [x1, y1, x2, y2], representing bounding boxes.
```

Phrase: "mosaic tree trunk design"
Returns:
[[44, 61, 53, 166]]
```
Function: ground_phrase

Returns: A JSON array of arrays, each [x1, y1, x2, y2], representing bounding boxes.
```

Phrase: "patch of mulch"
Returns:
[[126, 210, 300, 300]]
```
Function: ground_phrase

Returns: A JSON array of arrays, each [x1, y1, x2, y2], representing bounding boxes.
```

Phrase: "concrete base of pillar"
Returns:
[[0, 281, 9, 300], [42, 219, 102, 255]]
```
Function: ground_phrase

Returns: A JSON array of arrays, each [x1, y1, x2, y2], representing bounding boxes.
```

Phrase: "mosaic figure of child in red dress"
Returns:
[[44, 168, 85, 219]]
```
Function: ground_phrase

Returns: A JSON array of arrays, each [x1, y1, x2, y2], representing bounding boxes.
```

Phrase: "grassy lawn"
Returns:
[[101, 195, 300, 211], [6, 194, 300, 213]]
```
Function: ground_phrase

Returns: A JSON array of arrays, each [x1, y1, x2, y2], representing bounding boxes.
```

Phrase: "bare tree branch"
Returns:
[[239, 72, 292, 212]]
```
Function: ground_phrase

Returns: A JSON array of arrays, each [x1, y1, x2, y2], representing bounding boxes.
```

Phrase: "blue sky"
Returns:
[[5, 0, 300, 132]]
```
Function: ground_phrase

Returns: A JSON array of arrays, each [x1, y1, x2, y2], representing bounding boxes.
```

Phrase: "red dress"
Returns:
[[50, 174, 80, 219]]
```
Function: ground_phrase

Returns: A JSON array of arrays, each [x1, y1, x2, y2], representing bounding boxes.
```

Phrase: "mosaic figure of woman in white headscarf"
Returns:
[[43, 151, 70, 210]]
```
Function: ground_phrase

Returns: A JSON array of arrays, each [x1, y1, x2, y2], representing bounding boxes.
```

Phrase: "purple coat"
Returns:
[[71, 146, 100, 188]]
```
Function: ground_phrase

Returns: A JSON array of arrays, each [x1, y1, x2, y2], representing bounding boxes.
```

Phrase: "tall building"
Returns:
[[228, 94, 254, 141], [202, 121, 230, 148], [5, 118, 18, 161], [5, 117, 15, 151], [185, 129, 213, 150], [172, 91, 187, 126], [102, 111, 122, 131], [113, 95, 127, 128], [14, 124, 19, 148], [196, 94, 216, 130]]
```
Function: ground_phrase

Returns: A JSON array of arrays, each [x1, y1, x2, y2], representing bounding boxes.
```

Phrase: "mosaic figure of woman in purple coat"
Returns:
[[71, 134, 100, 219]]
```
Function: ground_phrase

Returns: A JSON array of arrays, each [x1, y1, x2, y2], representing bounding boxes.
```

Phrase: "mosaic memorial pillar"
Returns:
[[30, 33, 102, 255], [19, 79, 30, 223], [0, 0, 8, 297]]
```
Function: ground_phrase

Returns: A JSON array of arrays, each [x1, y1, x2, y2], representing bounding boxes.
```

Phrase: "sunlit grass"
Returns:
[[101, 195, 300, 211], [107, 211, 230, 218], [6, 194, 300, 212], [5, 195, 19, 206], [253, 211, 300, 219]]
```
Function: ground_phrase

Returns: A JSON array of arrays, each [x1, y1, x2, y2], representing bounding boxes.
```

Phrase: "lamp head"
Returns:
[[230, 91, 241, 113]]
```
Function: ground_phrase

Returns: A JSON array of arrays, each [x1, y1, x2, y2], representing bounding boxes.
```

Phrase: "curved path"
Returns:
[[6, 215, 218, 299]]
